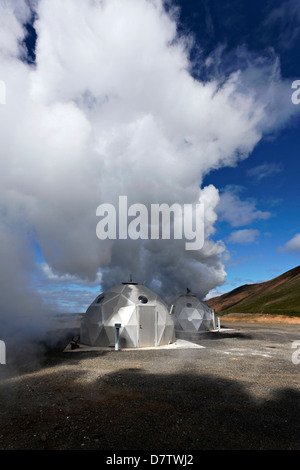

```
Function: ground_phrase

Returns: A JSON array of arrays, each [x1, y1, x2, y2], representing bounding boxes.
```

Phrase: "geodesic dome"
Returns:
[[80, 282, 175, 348], [170, 291, 215, 332]]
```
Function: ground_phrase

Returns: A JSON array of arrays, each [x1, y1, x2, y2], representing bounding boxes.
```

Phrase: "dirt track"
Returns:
[[0, 319, 299, 451], [219, 313, 300, 324]]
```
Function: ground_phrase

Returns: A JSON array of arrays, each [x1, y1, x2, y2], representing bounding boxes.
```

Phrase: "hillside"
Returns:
[[207, 266, 300, 317]]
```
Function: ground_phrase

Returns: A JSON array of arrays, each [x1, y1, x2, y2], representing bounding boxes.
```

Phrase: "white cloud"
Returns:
[[278, 233, 300, 253], [227, 229, 260, 245], [39, 262, 102, 285], [204, 287, 228, 300], [247, 162, 283, 181], [216, 191, 271, 227], [0, 0, 298, 329], [33, 263, 102, 312], [263, 0, 300, 50]]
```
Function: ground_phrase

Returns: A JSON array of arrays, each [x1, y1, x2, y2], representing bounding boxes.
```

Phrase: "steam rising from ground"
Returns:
[[0, 0, 297, 344]]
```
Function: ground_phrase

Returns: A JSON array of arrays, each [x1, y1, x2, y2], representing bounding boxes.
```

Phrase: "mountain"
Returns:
[[207, 266, 300, 317]]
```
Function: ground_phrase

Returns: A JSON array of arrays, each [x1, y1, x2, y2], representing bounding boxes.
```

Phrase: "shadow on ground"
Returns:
[[0, 361, 298, 450], [176, 330, 253, 342]]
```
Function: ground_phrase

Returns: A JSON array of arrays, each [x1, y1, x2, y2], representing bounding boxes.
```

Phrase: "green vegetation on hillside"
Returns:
[[222, 275, 300, 317]]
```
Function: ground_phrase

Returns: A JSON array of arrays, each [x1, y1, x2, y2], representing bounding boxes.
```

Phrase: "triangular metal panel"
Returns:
[[88, 323, 103, 344], [157, 307, 167, 325], [102, 326, 115, 346], [93, 326, 110, 346], [118, 306, 136, 325], [105, 311, 122, 326], [178, 317, 191, 330], [188, 309, 203, 321], [121, 325, 138, 348], [100, 292, 119, 305], [157, 324, 173, 346], [156, 322, 165, 345], [191, 317, 202, 330], [102, 295, 128, 320]]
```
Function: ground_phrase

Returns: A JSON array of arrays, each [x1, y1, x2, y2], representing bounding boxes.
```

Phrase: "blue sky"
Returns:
[[203, 121, 300, 294], [32, 0, 300, 305], [1, 0, 300, 316], [175, 0, 300, 295]]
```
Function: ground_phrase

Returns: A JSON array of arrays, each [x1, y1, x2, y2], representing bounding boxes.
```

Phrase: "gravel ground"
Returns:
[[0, 321, 299, 451]]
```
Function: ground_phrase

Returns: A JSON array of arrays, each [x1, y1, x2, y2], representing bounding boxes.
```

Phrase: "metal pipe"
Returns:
[[212, 309, 216, 330], [217, 317, 221, 332], [114, 323, 121, 351]]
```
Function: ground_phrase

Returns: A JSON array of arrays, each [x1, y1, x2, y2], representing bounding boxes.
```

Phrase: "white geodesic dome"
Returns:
[[80, 282, 175, 348], [170, 291, 215, 332]]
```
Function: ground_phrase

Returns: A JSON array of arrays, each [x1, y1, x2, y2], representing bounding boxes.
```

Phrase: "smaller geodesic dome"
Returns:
[[170, 289, 215, 333], [80, 281, 175, 348]]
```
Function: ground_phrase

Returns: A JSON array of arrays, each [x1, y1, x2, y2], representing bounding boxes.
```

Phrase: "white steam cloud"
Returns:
[[0, 0, 298, 340]]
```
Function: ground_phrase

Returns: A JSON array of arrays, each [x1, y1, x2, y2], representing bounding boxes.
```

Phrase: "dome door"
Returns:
[[137, 305, 157, 347]]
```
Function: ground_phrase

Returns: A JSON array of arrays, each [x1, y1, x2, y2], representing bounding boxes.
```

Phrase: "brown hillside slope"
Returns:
[[207, 265, 300, 314]]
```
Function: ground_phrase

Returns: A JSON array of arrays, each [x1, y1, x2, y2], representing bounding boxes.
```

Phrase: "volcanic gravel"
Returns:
[[0, 321, 299, 451]]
